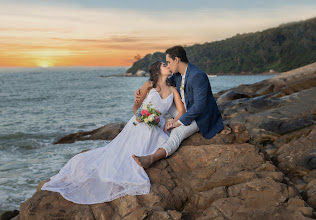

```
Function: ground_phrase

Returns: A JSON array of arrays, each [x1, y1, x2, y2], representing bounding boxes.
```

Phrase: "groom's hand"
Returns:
[[164, 121, 173, 132], [134, 89, 141, 103], [172, 121, 182, 128], [164, 120, 181, 132]]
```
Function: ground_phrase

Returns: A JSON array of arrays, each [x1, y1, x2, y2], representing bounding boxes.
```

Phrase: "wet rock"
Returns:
[[0, 210, 19, 220], [54, 122, 126, 144]]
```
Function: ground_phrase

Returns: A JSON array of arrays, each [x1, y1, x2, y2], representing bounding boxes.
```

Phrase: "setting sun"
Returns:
[[37, 61, 54, 68]]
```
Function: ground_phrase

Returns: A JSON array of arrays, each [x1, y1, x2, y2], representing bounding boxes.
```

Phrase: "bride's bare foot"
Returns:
[[132, 154, 153, 169]]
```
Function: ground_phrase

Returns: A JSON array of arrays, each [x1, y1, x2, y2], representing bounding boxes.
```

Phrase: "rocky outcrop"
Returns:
[[54, 123, 126, 144], [217, 62, 316, 146], [219, 87, 316, 145], [19, 142, 315, 219], [18, 122, 316, 219]]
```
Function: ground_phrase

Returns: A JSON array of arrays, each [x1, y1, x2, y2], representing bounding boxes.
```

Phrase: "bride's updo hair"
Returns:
[[148, 61, 163, 91]]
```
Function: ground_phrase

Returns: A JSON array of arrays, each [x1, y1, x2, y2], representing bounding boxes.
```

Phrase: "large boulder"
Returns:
[[218, 86, 316, 146]]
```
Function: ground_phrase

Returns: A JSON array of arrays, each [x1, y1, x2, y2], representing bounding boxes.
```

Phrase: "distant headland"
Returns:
[[125, 17, 316, 76]]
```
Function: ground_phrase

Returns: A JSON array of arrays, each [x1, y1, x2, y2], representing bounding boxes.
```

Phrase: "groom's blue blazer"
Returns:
[[168, 63, 224, 139]]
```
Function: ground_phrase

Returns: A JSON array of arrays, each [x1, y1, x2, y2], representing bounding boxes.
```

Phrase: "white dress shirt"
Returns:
[[178, 66, 188, 125]]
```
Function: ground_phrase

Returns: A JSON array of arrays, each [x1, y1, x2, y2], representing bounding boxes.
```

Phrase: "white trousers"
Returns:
[[161, 103, 199, 157]]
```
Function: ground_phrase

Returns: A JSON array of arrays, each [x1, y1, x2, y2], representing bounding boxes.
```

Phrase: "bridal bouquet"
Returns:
[[133, 102, 161, 127]]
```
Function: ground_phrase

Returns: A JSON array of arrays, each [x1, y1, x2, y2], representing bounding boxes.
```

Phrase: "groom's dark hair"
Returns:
[[165, 46, 189, 63]]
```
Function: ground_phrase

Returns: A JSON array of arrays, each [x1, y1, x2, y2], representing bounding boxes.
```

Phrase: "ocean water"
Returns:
[[0, 66, 276, 212]]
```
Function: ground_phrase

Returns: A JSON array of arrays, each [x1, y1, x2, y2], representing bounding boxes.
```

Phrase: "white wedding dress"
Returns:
[[41, 88, 174, 204]]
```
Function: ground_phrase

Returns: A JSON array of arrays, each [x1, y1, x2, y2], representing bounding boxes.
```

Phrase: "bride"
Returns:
[[41, 61, 185, 204]]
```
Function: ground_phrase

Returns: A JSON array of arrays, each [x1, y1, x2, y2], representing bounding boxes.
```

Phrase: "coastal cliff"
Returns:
[[4, 62, 316, 219]]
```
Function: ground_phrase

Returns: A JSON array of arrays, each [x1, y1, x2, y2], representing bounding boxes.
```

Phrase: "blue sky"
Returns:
[[5, 0, 316, 10]]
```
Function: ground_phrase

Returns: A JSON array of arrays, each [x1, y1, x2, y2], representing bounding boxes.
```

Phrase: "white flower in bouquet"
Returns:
[[148, 114, 155, 122]]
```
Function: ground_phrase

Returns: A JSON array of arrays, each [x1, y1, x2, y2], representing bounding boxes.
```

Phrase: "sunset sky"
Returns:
[[0, 0, 315, 67]]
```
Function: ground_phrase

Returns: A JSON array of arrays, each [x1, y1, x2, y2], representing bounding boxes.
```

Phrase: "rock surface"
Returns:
[[19, 143, 315, 220]]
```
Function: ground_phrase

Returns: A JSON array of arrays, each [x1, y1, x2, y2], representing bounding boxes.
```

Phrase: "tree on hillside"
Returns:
[[134, 54, 142, 61]]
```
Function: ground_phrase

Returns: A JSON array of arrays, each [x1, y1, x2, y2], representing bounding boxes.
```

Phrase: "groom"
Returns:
[[133, 45, 224, 168]]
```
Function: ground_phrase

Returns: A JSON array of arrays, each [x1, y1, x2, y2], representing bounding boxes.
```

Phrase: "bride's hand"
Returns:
[[136, 117, 142, 123]]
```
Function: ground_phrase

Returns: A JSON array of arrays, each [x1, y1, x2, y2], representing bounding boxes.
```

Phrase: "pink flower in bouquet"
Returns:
[[154, 117, 160, 124], [141, 109, 150, 116]]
